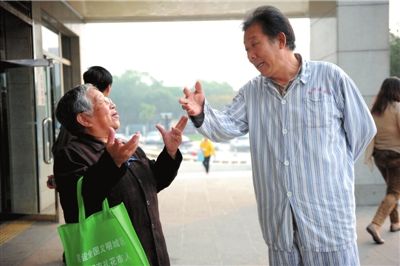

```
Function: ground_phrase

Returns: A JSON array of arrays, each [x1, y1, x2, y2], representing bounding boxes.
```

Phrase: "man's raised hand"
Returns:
[[179, 81, 205, 116]]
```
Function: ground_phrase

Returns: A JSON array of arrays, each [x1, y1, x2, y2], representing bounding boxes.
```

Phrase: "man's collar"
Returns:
[[295, 53, 310, 85]]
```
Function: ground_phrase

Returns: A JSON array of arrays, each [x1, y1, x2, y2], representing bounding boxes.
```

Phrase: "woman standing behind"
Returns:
[[365, 76, 400, 244]]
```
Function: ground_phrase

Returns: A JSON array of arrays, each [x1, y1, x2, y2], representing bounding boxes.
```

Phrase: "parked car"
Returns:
[[144, 131, 163, 145], [115, 133, 129, 142], [144, 131, 191, 146], [230, 134, 250, 152], [116, 133, 145, 144]]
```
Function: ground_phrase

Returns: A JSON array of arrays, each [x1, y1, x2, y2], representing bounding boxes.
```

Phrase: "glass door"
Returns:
[[35, 25, 65, 219]]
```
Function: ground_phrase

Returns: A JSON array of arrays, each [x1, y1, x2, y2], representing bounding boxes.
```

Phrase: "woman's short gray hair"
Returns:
[[55, 84, 95, 134]]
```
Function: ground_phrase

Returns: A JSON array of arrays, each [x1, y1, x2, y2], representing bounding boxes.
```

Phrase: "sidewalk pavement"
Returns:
[[1, 162, 399, 265]]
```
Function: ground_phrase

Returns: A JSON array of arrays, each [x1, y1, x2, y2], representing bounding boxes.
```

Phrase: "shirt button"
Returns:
[[281, 99, 287, 104], [146, 200, 150, 206], [284, 160, 289, 166], [287, 191, 292, 197], [151, 223, 155, 229], [282, 129, 287, 134]]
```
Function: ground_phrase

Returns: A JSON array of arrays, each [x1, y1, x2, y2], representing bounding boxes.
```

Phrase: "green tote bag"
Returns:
[[58, 177, 150, 266]]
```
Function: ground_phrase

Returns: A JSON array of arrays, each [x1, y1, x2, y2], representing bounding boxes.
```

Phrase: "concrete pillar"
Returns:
[[309, 1, 390, 205]]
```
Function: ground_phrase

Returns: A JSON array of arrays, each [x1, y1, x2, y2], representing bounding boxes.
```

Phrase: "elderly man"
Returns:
[[180, 5, 376, 266], [54, 84, 187, 266]]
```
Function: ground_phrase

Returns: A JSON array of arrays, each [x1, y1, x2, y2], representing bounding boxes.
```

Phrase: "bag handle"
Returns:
[[77, 176, 110, 222]]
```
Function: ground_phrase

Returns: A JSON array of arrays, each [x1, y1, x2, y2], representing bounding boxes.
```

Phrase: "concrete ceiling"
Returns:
[[64, 0, 313, 22]]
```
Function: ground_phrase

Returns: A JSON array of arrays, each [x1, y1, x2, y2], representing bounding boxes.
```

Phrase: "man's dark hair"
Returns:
[[83, 66, 113, 92], [242, 5, 296, 50], [55, 84, 94, 134]]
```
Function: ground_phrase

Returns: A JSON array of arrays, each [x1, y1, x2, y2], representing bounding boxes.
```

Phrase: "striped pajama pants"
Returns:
[[268, 216, 359, 266]]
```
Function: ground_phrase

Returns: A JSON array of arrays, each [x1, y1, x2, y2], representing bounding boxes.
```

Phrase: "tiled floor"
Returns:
[[1, 162, 399, 265]]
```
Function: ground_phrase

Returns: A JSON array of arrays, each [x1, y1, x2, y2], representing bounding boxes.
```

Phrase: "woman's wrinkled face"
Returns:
[[83, 88, 120, 137]]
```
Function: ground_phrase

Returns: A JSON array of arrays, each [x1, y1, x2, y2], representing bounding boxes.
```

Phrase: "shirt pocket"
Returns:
[[303, 93, 333, 128]]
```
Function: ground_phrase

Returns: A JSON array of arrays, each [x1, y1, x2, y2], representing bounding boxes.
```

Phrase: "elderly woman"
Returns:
[[365, 76, 400, 244], [54, 84, 187, 265]]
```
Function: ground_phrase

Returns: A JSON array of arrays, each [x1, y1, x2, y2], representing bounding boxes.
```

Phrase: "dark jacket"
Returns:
[[54, 133, 182, 266], [52, 126, 76, 156]]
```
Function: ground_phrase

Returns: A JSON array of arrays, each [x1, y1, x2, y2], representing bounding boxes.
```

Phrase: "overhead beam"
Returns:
[[66, 0, 310, 22]]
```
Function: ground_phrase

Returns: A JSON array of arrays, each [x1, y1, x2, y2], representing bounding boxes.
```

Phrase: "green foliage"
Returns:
[[110, 70, 236, 134], [390, 33, 400, 77], [200, 80, 236, 109], [138, 103, 156, 124]]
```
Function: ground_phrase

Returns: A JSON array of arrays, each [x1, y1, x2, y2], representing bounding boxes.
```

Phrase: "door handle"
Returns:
[[42, 117, 53, 164]]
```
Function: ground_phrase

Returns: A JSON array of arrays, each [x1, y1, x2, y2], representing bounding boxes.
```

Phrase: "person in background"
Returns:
[[83, 65, 113, 95], [365, 76, 400, 244], [54, 84, 188, 265], [200, 138, 215, 173], [179, 5, 376, 265]]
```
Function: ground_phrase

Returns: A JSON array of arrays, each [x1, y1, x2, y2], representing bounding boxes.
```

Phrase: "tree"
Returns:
[[200, 80, 235, 109], [138, 103, 156, 125], [390, 33, 400, 77]]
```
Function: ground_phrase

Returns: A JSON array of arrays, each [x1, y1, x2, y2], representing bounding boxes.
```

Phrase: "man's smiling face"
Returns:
[[244, 22, 282, 79]]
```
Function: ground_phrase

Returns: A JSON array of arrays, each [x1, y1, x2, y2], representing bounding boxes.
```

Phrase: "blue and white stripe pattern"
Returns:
[[268, 240, 360, 265], [197, 58, 376, 251]]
